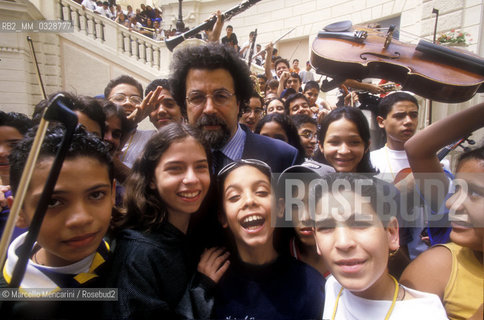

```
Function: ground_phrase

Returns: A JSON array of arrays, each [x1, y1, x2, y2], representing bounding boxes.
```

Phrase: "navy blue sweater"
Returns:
[[212, 255, 324, 320]]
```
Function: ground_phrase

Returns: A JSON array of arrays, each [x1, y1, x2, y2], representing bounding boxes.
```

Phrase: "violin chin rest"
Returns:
[[323, 20, 352, 32]]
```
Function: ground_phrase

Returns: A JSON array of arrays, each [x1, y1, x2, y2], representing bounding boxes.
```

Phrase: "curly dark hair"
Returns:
[[274, 58, 290, 71], [9, 125, 113, 195], [101, 99, 135, 143], [32, 92, 106, 138], [284, 93, 309, 115], [290, 113, 317, 129], [169, 43, 253, 118], [119, 122, 212, 233], [104, 75, 143, 99], [0, 111, 33, 135], [145, 78, 170, 96]]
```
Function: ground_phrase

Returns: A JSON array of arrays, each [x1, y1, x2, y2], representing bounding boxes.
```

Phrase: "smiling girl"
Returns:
[[195, 159, 324, 320], [105, 122, 212, 319], [314, 173, 448, 320], [317, 107, 375, 173]]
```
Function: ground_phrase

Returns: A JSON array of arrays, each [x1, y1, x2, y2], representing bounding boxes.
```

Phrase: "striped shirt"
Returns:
[[216, 124, 246, 168]]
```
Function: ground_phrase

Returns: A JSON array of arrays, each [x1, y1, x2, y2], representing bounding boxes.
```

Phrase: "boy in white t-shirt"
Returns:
[[370, 92, 432, 261], [313, 173, 448, 320], [370, 91, 419, 182]]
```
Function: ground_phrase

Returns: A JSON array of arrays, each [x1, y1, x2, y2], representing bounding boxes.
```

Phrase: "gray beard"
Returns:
[[201, 129, 231, 149], [196, 114, 232, 149]]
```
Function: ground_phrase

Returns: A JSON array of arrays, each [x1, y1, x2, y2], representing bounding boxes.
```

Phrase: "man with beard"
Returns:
[[170, 43, 302, 174]]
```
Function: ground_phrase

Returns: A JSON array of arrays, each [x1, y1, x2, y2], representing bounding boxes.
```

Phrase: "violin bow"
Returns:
[[428, 8, 439, 126], [249, 26, 296, 63], [0, 38, 78, 290], [8, 96, 78, 289], [0, 36, 48, 266]]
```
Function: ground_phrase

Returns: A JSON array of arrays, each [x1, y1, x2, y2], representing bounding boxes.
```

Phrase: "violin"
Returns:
[[311, 22, 484, 103]]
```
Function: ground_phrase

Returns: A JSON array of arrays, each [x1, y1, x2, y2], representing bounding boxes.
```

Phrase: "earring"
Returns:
[[389, 247, 400, 257]]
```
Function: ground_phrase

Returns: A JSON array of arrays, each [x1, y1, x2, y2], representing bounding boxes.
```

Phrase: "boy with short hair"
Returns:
[[221, 25, 238, 51], [370, 92, 419, 181], [370, 92, 433, 261], [1, 126, 115, 318], [291, 114, 318, 159]]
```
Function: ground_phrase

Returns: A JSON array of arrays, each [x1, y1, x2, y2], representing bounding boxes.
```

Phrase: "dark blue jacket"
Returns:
[[185, 255, 325, 320], [242, 125, 304, 173]]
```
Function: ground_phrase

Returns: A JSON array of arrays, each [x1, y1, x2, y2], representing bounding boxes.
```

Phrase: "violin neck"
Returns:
[[416, 40, 484, 76]]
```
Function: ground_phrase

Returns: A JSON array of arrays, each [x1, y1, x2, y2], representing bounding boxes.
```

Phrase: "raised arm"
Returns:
[[264, 42, 274, 81], [277, 71, 290, 97], [206, 10, 223, 43], [404, 102, 484, 210]]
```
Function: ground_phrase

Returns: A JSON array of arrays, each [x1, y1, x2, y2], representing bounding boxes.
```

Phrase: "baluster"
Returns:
[[59, 1, 64, 21], [68, 4, 74, 26], [149, 44, 154, 67], [141, 41, 147, 63], [92, 17, 98, 40], [84, 14, 89, 36], [119, 31, 125, 53], [77, 9, 81, 31], [136, 38, 140, 60], [154, 47, 160, 70], [100, 21, 105, 42]]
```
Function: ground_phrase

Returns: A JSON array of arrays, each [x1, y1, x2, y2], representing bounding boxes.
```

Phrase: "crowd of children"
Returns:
[[0, 39, 482, 319]]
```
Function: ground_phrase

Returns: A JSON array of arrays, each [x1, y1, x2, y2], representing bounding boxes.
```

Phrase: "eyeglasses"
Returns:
[[241, 107, 264, 116], [299, 131, 317, 140], [110, 93, 143, 105], [217, 158, 272, 178], [186, 89, 235, 107]]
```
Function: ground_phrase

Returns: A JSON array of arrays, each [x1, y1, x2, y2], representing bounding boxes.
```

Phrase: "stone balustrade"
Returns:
[[58, 0, 170, 73]]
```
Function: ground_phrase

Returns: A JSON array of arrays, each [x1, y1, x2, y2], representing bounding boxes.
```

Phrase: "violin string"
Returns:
[[367, 25, 432, 43], [398, 29, 435, 42]]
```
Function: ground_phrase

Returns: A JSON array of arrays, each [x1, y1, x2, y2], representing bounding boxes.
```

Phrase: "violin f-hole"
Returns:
[[360, 51, 400, 60]]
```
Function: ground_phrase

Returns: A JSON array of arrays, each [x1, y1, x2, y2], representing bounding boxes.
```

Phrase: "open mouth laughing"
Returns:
[[240, 214, 266, 232]]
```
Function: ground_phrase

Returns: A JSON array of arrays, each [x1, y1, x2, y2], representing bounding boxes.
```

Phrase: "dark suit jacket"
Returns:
[[241, 125, 304, 173]]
